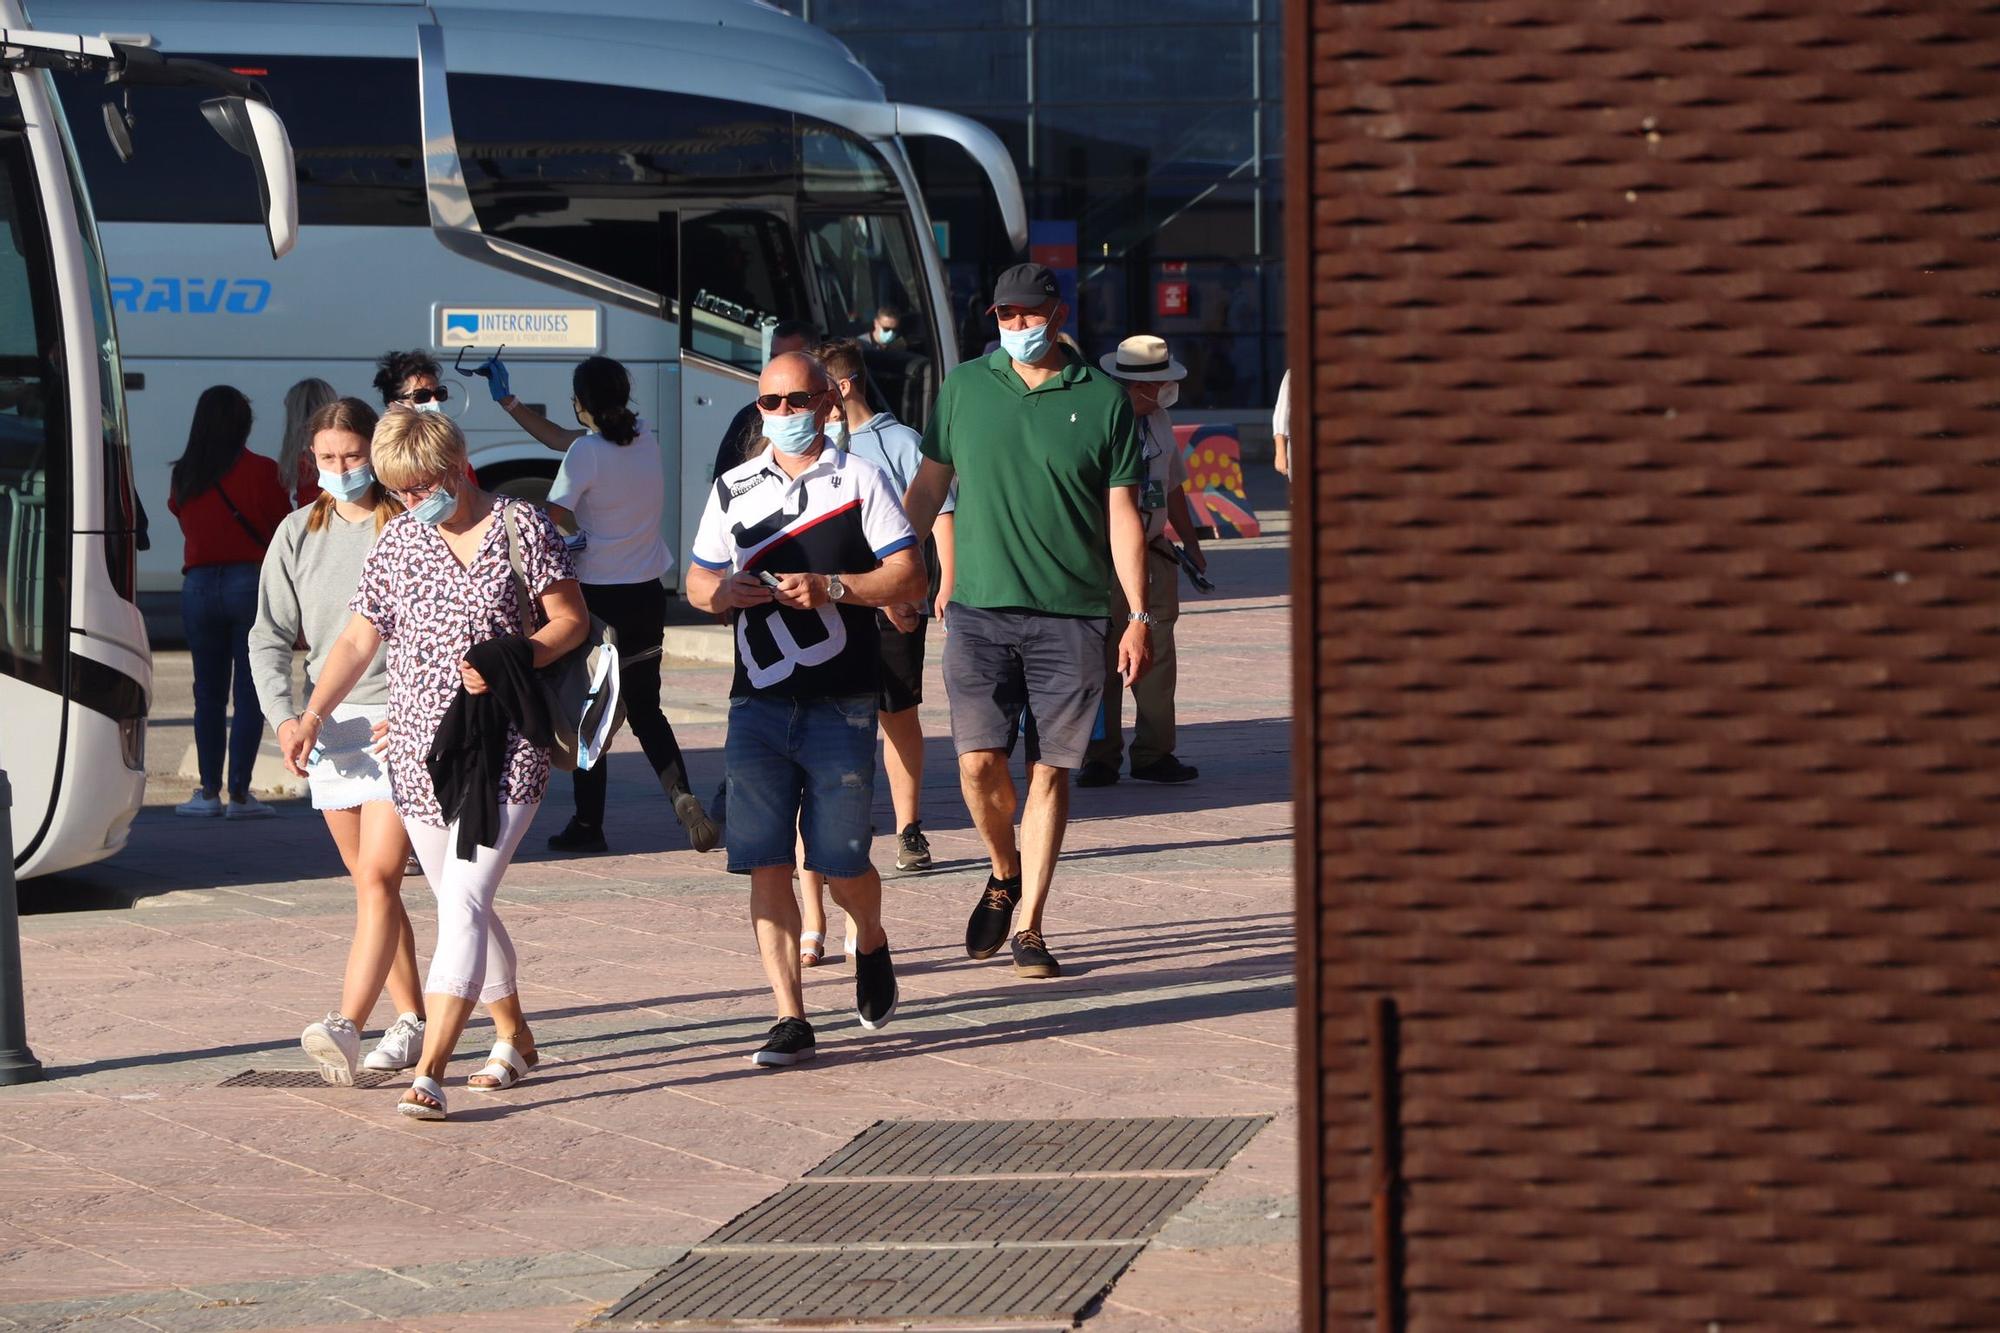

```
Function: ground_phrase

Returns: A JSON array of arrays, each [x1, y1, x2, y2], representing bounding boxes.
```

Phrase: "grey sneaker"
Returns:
[[362, 1012, 425, 1071], [894, 823, 932, 872], [301, 1012, 361, 1085], [225, 794, 277, 820]]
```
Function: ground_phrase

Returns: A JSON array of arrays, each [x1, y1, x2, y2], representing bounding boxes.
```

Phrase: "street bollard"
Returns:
[[0, 770, 44, 1084]]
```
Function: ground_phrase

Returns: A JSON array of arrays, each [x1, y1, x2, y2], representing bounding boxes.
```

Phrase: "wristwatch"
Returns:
[[1128, 611, 1154, 624], [827, 574, 847, 603]]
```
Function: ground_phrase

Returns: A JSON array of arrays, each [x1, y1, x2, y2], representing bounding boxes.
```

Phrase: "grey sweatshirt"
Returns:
[[249, 505, 388, 733]]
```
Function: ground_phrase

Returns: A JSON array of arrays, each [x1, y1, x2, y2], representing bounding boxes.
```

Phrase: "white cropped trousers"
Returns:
[[402, 803, 537, 1003]]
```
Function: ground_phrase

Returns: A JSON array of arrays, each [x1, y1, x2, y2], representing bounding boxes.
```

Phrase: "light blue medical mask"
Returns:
[[761, 410, 823, 456], [998, 321, 1054, 364], [317, 463, 375, 504], [408, 483, 458, 527], [826, 414, 850, 451], [412, 399, 445, 415], [875, 327, 898, 346]]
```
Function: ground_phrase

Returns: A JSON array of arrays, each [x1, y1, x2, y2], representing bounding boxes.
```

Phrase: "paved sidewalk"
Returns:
[[7, 491, 1296, 1332]]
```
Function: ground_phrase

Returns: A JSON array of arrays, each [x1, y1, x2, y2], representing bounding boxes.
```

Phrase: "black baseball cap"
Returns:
[[988, 262, 1060, 311]]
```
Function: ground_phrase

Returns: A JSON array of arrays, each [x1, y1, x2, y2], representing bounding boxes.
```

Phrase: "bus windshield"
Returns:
[[0, 100, 62, 685]]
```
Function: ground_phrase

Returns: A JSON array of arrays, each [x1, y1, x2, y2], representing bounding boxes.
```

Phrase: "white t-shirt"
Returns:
[[547, 420, 673, 585], [1273, 370, 1292, 437]]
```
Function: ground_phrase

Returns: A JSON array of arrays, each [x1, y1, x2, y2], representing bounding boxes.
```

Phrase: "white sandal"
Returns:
[[467, 1039, 533, 1092], [397, 1075, 447, 1121], [800, 930, 826, 968]]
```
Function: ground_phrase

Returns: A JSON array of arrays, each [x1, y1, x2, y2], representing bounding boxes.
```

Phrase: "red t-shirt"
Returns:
[[168, 450, 292, 572]]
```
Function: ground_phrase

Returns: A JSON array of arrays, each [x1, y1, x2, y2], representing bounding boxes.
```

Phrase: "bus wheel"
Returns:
[[478, 463, 557, 507]]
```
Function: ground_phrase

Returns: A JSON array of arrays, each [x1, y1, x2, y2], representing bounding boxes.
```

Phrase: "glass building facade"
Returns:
[[774, 0, 1285, 419]]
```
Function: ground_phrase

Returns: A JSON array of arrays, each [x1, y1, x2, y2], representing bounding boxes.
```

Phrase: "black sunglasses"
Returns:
[[399, 385, 451, 405], [755, 389, 824, 411]]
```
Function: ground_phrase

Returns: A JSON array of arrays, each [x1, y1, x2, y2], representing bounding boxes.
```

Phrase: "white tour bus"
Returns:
[[0, 2, 297, 877], [35, 0, 1026, 605]]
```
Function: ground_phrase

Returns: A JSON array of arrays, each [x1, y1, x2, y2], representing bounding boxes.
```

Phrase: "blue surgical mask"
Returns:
[[412, 399, 444, 416], [761, 410, 822, 456], [317, 463, 375, 504], [409, 484, 458, 527], [999, 322, 1054, 364], [826, 415, 850, 451], [875, 328, 898, 346]]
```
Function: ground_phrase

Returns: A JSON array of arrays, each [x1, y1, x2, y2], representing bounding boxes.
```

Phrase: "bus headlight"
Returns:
[[119, 716, 145, 771]]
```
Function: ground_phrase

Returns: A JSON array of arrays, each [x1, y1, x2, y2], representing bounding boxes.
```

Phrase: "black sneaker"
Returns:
[[965, 875, 1021, 959], [1076, 761, 1121, 788], [1011, 929, 1061, 979], [895, 823, 932, 871], [751, 1017, 817, 1068], [854, 940, 898, 1030], [547, 818, 607, 853], [1129, 756, 1199, 784]]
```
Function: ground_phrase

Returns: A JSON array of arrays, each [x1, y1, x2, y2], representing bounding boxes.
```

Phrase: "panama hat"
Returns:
[[1100, 333, 1187, 382]]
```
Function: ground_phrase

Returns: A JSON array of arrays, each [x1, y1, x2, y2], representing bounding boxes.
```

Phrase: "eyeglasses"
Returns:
[[398, 385, 451, 405], [390, 480, 445, 506], [755, 390, 825, 411]]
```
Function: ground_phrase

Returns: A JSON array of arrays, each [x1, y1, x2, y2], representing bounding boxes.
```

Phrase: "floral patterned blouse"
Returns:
[[350, 497, 576, 827]]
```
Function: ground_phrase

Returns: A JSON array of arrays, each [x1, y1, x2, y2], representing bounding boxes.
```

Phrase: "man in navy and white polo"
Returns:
[[684, 351, 928, 1069]]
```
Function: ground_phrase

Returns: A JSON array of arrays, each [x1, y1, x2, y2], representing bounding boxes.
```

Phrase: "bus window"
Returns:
[[53, 57, 424, 227], [682, 211, 810, 372], [450, 74, 796, 302], [0, 129, 64, 685], [804, 212, 937, 428]]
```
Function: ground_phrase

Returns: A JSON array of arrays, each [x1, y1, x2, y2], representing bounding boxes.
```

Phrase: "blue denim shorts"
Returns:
[[724, 693, 879, 879]]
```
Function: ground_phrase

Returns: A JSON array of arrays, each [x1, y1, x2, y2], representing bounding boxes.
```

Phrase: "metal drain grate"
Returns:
[[218, 1069, 401, 1089], [710, 1175, 1206, 1246], [807, 1115, 1269, 1178], [603, 1243, 1144, 1325], [597, 1115, 1270, 1328]]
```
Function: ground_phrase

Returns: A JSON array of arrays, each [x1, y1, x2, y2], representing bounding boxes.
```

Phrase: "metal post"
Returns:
[[0, 771, 44, 1084]]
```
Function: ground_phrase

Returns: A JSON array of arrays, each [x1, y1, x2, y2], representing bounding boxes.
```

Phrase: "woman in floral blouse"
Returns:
[[286, 408, 587, 1121]]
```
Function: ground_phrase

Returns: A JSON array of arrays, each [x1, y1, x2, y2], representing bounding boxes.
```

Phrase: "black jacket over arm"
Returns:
[[426, 634, 552, 860]]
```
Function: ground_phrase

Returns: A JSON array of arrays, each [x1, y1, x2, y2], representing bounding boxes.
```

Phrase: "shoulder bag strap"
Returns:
[[500, 501, 542, 632], [214, 478, 274, 550]]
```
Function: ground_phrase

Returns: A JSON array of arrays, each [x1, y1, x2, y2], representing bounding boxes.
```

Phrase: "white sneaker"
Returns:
[[175, 792, 222, 818], [363, 1012, 425, 1071], [226, 794, 277, 820], [300, 1012, 361, 1085]]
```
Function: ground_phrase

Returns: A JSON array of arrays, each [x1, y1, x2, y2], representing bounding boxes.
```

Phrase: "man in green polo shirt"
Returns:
[[903, 263, 1154, 980]]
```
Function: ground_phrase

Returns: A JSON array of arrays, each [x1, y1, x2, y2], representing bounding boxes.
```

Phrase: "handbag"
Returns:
[[501, 504, 625, 772]]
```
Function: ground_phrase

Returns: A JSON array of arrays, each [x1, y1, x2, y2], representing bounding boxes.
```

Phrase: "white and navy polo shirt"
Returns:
[[692, 444, 918, 699]]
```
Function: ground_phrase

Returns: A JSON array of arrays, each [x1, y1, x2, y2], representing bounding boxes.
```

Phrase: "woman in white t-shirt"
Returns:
[[490, 354, 719, 856]]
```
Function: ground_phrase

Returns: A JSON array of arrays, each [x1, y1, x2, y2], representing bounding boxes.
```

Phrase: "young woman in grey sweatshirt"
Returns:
[[248, 397, 427, 1084]]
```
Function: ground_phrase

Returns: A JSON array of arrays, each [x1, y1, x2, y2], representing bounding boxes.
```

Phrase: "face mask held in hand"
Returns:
[[998, 321, 1054, 364], [761, 410, 822, 456], [317, 463, 375, 503], [409, 483, 458, 527]]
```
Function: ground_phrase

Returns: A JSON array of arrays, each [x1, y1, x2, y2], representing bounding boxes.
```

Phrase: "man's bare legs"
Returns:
[[881, 707, 924, 831], [750, 865, 807, 1020], [959, 750, 1073, 957]]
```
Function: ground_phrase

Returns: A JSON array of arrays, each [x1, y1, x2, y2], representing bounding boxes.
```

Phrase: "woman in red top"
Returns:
[[167, 385, 292, 818]]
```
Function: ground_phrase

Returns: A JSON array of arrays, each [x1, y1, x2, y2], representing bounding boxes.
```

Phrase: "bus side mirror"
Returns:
[[100, 103, 134, 163], [199, 96, 297, 260]]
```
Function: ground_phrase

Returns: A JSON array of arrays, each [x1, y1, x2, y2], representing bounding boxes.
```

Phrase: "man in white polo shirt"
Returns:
[[684, 351, 928, 1070]]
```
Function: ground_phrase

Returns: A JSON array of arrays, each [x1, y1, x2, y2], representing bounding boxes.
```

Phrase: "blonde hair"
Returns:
[[371, 405, 469, 492], [278, 377, 337, 490], [303, 398, 402, 535]]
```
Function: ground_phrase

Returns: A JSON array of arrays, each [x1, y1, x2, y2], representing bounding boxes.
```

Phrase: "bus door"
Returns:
[[677, 205, 812, 564]]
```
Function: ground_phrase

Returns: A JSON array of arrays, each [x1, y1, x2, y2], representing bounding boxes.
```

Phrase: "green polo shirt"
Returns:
[[921, 348, 1144, 617]]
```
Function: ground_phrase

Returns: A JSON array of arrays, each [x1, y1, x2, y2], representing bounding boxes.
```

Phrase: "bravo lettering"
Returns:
[[108, 277, 272, 315]]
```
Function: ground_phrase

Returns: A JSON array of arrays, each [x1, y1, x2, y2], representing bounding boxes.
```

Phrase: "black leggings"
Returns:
[[571, 579, 690, 826]]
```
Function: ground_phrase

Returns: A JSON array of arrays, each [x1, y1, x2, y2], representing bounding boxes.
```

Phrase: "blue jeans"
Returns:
[[723, 693, 878, 879], [180, 562, 263, 799]]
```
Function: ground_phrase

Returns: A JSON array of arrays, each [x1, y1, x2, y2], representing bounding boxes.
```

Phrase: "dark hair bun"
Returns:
[[597, 404, 640, 446]]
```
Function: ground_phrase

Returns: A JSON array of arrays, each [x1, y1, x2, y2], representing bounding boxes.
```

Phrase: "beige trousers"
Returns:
[[1086, 546, 1181, 771]]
